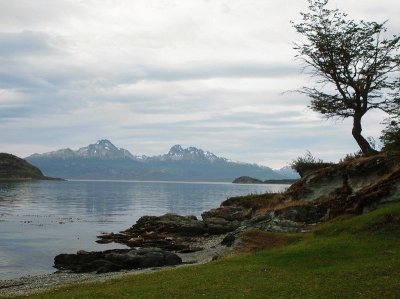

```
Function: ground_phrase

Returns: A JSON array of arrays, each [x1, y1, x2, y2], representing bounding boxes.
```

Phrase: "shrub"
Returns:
[[339, 151, 363, 164], [380, 119, 400, 152], [291, 151, 333, 177]]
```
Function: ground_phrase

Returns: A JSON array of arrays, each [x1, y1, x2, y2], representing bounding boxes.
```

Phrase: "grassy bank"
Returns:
[[10, 203, 400, 299]]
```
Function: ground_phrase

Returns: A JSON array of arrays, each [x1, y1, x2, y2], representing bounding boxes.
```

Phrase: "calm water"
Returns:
[[0, 180, 288, 280]]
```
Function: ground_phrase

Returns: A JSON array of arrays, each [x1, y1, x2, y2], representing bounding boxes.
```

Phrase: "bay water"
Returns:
[[0, 180, 288, 280]]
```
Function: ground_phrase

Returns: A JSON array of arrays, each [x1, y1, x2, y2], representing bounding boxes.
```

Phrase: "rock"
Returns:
[[97, 209, 248, 250], [202, 206, 252, 222], [281, 154, 400, 216], [275, 205, 327, 224], [203, 217, 241, 234], [54, 248, 182, 273], [201, 206, 252, 234], [133, 213, 207, 236], [247, 212, 274, 225], [221, 226, 248, 247], [221, 233, 236, 247], [97, 213, 209, 251]]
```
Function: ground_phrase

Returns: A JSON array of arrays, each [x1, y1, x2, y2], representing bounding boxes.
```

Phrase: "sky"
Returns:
[[1, 0, 399, 168]]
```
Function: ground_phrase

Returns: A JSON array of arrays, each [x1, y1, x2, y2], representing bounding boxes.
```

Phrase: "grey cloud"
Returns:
[[120, 111, 317, 134], [122, 62, 300, 83], [0, 58, 90, 92], [117, 116, 352, 160], [0, 31, 60, 57], [218, 111, 309, 127], [0, 71, 53, 92], [0, 107, 31, 120]]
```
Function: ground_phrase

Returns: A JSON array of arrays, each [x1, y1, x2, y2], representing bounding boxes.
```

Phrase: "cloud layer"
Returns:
[[1, 0, 399, 167]]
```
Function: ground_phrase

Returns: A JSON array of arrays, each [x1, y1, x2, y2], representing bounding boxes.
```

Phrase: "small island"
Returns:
[[232, 176, 297, 185]]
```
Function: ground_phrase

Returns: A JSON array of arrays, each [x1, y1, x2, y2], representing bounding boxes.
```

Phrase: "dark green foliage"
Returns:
[[380, 118, 400, 152], [290, 151, 333, 177], [292, 0, 400, 156]]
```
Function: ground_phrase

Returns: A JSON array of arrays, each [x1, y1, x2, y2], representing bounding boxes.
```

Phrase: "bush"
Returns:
[[291, 151, 333, 177], [339, 151, 363, 164], [380, 119, 400, 152]]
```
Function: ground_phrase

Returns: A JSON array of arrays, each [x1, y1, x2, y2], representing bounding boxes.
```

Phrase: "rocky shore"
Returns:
[[0, 235, 229, 297], [53, 204, 253, 274], [2, 153, 398, 297]]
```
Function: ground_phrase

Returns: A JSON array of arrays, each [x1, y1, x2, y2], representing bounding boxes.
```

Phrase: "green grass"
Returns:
[[9, 203, 400, 299]]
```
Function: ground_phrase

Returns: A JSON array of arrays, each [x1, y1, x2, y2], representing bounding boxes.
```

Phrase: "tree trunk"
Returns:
[[352, 114, 378, 156]]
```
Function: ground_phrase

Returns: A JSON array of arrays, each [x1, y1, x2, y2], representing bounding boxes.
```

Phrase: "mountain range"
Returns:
[[25, 139, 299, 181]]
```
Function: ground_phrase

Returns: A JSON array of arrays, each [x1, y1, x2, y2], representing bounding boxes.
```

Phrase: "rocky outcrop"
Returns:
[[283, 153, 400, 217], [201, 206, 252, 234], [97, 213, 207, 251], [63, 208, 250, 273], [54, 248, 182, 273], [97, 207, 254, 250], [223, 154, 400, 248]]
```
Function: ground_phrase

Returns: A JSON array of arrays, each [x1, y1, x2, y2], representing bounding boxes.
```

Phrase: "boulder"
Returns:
[[201, 206, 252, 222], [54, 248, 182, 273], [131, 213, 207, 236], [201, 206, 252, 234]]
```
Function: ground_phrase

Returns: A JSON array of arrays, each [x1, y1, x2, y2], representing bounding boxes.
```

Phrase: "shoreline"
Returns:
[[0, 235, 230, 297]]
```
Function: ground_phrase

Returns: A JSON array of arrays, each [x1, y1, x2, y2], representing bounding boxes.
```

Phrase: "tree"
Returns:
[[292, 0, 400, 156], [380, 117, 400, 151]]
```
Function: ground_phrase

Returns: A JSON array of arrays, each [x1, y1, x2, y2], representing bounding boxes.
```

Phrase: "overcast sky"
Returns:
[[1, 0, 399, 168]]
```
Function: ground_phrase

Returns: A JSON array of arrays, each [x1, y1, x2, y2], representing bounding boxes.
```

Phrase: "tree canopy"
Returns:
[[292, 0, 400, 155]]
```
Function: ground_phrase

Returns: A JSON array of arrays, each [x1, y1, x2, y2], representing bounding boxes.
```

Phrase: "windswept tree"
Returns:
[[292, 0, 400, 155]]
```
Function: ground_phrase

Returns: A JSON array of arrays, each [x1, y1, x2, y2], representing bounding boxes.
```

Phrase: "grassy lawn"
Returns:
[[10, 203, 400, 299]]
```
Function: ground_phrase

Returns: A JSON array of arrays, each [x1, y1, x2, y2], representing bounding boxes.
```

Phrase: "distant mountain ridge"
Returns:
[[29, 139, 137, 160], [26, 140, 294, 182], [148, 144, 225, 163]]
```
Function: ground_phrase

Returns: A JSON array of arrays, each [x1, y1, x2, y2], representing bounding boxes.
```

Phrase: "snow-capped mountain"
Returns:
[[76, 139, 135, 159], [29, 140, 136, 160], [26, 140, 288, 181], [29, 148, 78, 159], [156, 144, 225, 163]]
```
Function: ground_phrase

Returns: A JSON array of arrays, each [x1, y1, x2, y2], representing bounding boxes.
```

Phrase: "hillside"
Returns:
[[0, 153, 52, 180], [25, 140, 287, 181]]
